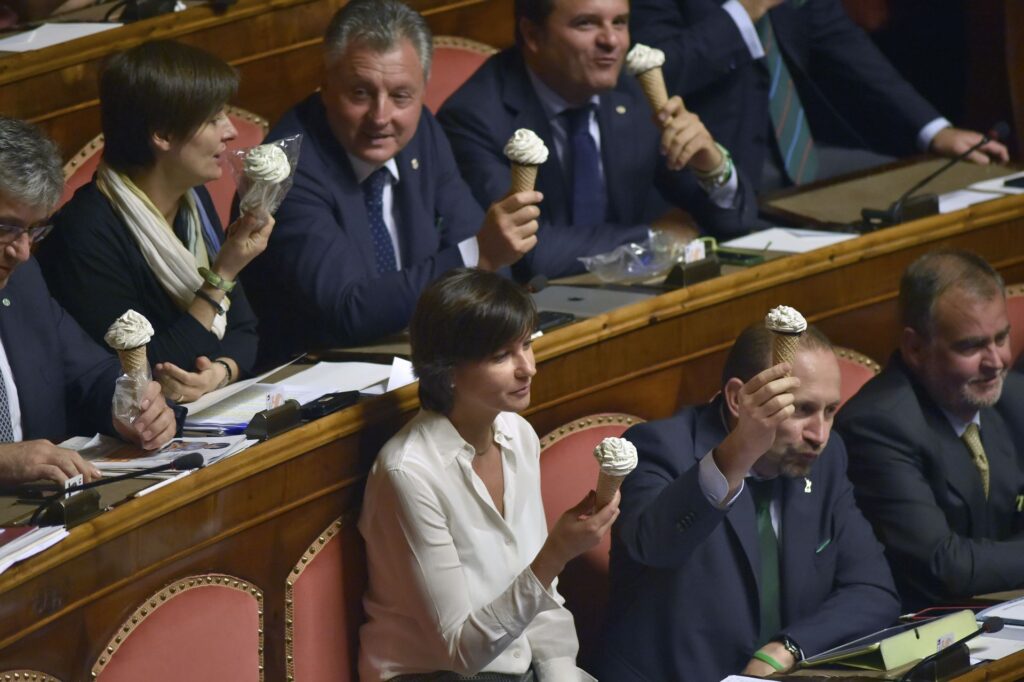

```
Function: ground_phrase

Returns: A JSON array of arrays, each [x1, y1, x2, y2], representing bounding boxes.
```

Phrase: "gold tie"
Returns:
[[962, 423, 990, 499]]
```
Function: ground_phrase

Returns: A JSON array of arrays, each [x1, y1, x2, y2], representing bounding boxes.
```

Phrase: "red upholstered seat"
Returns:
[[1008, 284, 1024, 364], [538, 413, 645, 673], [91, 574, 263, 680], [58, 106, 269, 227], [287, 515, 367, 682], [834, 346, 881, 408], [424, 36, 497, 113]]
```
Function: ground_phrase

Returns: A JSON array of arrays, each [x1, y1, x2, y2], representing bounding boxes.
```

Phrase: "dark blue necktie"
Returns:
[[362, 167, 398, 274], [564, 106, 606, 226]]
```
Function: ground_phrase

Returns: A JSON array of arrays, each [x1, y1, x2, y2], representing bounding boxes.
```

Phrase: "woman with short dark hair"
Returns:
[[359, 268, 616, 681], [39, 40, 272, 402]]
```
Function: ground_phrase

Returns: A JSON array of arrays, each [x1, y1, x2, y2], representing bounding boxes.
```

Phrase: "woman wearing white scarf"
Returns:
[[40, 41, 273, 403]]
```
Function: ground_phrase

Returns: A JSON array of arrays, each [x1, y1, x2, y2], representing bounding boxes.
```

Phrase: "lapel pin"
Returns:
[[1, 298, 9, 307], [411, 158, 419, 170], [615, 105, 627, 115], [804, 478, 812, 494]]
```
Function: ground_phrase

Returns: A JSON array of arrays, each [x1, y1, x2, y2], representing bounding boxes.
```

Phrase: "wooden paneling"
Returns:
[[1, 196, 1023, 678], [0, 0, 515, 159]]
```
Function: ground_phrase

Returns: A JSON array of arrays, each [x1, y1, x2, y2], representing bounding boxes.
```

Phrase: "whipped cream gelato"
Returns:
[[765, 305, 807, 335], [503, 129, 549, 166], [594, 437, 639, 476], [625, 43, 666, 76], [244, 144, 291, 184], [104, 309, 154, 350]]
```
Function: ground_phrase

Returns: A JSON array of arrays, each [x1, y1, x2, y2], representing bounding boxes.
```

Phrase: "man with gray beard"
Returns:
[[838, 250, 1024, 610]]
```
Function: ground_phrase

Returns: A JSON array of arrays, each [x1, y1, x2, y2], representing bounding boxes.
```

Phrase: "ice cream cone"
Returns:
[[637, 67, 669, 113], [116, 345, 148, 377], [772, 332, 802, 375], [510, 163, 540, 193], [596, 471, 627, 509]]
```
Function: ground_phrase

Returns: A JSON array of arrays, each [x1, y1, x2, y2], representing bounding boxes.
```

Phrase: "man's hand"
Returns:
[[0, 441, 100, 484], [154, 356, 229, 403], [477, 190, 543, 271], [930, 127, 1010, 166], [113, 380, 176, 451], [738, 0, 783, 22], [742, 641, 797, 676], [715, 363, 799, 493], [657, 97, 722, 172]]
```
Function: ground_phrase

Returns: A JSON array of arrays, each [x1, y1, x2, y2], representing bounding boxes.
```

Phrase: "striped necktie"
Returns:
[[962, 423, 990, 499], [361, 167, 398, 274], [757, 17, 819, 185], [0, 366, 14, 443]]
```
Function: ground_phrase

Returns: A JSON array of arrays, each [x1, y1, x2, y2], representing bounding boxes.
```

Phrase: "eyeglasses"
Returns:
[[0, 223, 53, 244]]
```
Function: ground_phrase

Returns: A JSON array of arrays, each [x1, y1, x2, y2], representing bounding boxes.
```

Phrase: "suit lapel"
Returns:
[[596, 88, 635, 223], [780, 472, 818, 620], [393, 139, 433, 264], [926, 404, 986, 530], [0, 275, 42, 438]]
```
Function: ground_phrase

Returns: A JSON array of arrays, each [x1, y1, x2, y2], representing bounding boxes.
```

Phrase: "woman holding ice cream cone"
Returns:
[[39, 40, 273, 403], [358, 268, 618, 681]]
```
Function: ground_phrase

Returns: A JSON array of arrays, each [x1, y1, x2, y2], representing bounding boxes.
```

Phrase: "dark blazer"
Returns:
[[837, 353, 1024, 610], [603, 399, 898, 681], [0, 259, 121, 442], [630, 0, 942, 187], [436, 48, 755, 280], [40, 183, 259, 377], [241, 94, 484, 367]]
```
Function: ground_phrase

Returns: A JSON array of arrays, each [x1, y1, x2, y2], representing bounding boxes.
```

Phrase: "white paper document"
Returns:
[[0, 23, 120, 52], [969, 170, 1024, 196], [721, 227, 858, 254], [970, 633, 1024, 662], [938, 189, 1002, 213]]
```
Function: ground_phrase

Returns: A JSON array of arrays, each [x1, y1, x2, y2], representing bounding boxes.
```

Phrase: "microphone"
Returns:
[[26, 453, 205, 526], [861, 122, 1010, 231], [898, 617, 1004, 682]]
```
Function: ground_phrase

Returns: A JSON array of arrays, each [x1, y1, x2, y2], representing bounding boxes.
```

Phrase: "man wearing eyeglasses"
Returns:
[[0, 116, 177, 485]]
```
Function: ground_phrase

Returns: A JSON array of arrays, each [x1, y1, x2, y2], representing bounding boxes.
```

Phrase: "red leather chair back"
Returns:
[[91, 574, 263, 681], [1007, 284, 1024, 364], [425, 36, 497, 113], [58, 106, 269, 227], [834, 346, 881, 408], [538, 413, 644, 673], [287, 515, 367, 682]]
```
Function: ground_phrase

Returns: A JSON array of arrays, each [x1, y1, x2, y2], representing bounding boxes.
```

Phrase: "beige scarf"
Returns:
[[96, 163, 229, 339]]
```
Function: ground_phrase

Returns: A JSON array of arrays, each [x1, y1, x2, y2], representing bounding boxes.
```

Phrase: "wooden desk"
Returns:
[[1, 195, 1023, 678]]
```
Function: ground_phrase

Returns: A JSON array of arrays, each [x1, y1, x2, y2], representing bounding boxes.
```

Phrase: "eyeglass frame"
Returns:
[[0, 223, 54, 244]]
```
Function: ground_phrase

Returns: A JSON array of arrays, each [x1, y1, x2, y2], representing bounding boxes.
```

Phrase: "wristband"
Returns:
[[194, 288, 225, 316], [198, 266, 236, 293], [213, 359, 233, 388], [752, 650, 786, 672], [694, 142, 734, 190]]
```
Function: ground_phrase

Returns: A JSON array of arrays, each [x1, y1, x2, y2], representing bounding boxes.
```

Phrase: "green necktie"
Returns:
[[757, 16, 819, 185], [749, 477, 781, 645], [962, 423, 990, 499]]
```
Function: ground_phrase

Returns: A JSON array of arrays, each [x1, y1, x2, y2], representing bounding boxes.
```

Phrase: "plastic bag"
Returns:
[[112, 362, 152, 426], [578, 229, 688, 283], [228, 134, 302, 216]]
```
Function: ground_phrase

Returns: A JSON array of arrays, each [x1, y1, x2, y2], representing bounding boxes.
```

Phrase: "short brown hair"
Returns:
[[410, 269, 537, 414], [721, 322, 833, 388], [900, 250, 1004, 337], [100, 40, 238, 172]]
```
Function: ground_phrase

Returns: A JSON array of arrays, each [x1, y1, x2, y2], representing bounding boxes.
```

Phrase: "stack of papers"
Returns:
[[721, 227, 858, 254], [184, 361, 393, 433], [88, 436, 253, 473], [0, 526, 68, 575]]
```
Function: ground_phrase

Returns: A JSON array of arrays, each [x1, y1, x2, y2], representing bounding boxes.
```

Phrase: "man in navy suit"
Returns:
[[241, 0, 544, 366], [630, 0, 1009, 190], [437, 0, 755, 281], [0, 117, 176, 485], [838, 251, 1024, 610], [604, 323, 898, 680]]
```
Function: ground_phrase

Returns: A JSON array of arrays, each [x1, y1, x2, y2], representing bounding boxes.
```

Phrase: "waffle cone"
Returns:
[[771, 333, 802, 375], [596, 471, 627, 509], [637, 68, 669, 116], [116, 346, 148, 377], [509, 163, 539, 193]]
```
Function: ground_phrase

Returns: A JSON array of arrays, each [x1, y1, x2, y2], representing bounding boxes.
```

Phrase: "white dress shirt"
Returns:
[[721, 0, 951, 151], [347, 153, 480, 268], [358, 410, 592, 681]]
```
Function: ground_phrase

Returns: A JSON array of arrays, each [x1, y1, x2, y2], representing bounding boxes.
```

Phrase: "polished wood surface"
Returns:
[[1, 195, 1022, 678], [0, 0, 515, 160]]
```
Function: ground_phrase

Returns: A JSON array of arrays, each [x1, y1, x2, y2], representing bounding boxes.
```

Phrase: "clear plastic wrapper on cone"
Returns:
[[105, 309, 154, 424], [228, 134, 302, 217], [596, 471, 627, 509]]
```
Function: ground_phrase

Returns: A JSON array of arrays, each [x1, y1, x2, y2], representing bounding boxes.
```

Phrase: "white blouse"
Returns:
[[358, 410, 593, 681]]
